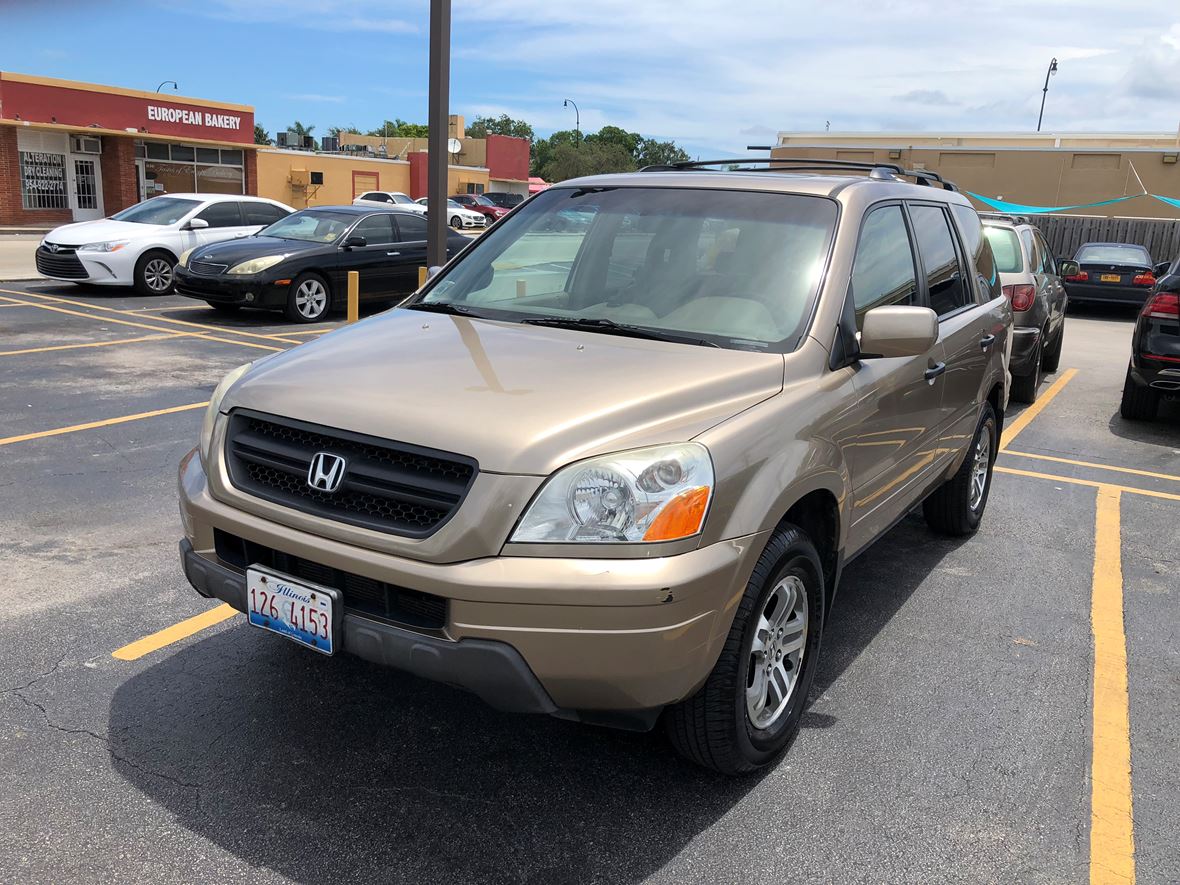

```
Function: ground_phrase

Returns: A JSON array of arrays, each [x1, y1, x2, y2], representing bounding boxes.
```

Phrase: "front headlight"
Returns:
[[177, 247, 196, 268], [199, 362, 253, 462], [78, 240, 129, 253], [511, 443, 714, 543], [227, 254, 288, 275]]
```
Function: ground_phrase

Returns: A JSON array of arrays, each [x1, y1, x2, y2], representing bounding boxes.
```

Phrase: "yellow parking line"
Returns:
[[112, 604, 237, 661], [1000, 368, 1078, 450], [1003, 450, 1180, 485], [0, 401, 208, 447], [995, 465, 1180, 503], [0, 294, 282, 353], [1089, 486, 1135, 884], [281, 327, 337, 335], [1, 288, 303, 345], [0, 333, 181, 357]]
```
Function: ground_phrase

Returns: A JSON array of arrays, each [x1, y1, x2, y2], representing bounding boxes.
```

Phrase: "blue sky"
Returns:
[[4, 0, 1179, 158]]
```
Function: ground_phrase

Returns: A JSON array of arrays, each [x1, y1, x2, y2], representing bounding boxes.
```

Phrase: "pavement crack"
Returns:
[[0, 651, 68, 695]]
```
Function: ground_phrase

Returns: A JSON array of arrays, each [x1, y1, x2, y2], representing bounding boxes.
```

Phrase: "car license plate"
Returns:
[[246, 566, 337, 655], [1101, 273, 1121, 283]]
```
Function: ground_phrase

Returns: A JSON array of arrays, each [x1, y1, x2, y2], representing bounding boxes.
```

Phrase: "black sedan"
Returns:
[[173, 206, 470, 322], [1063, 241, 1158, 307], [1120, 254, 1180, 420]]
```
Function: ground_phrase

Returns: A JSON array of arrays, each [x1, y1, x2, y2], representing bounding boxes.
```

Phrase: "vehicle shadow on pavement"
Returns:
[[1107, 406, 1180, 441]]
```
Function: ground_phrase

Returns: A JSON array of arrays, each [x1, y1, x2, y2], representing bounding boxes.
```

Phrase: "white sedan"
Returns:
[[36, 194, 294, 295], [413, 197, 487, 230], [352, 191, 428, 214]]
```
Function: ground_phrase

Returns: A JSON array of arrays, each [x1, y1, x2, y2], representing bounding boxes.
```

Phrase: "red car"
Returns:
[[450, 194, 510, 224]]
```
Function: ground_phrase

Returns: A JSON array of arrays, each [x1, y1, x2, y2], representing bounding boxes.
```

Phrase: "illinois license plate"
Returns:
[[1101, 273, 1121, 283], [246, 566, 337, 655]]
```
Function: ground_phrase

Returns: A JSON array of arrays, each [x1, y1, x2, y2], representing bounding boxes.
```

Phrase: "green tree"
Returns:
[[635, 138, 690, 168], [289, 121, 316, 139], [539, 141, 636, 183], [327, 125, 360, 139], [585, 125, 642, 157], [253, 125, 272, 146], [531, 129, 580, 177], [366, 119, 429, 138], [467, 114, 534, 142]]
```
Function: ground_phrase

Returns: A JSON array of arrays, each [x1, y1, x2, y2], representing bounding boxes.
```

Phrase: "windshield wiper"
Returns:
[[518, 316, 720, 347], [402, 301, 493, 318]]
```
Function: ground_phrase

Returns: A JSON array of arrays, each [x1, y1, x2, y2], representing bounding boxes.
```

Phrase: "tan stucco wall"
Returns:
[[771, 136, 1180, 219]]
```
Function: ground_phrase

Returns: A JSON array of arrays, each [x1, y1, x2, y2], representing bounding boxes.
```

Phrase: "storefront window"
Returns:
[[196, 164, 244, 195], [19, 151, 68, 210], [144, 160, 195, 196], [139, 141, 244, 197]]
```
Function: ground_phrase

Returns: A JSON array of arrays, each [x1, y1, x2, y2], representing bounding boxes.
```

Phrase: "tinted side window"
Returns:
[[242, 202, 288, 226], [196, 201, 244, 228], [951, 203, 999, 302], [909, 205, 969, 316], [394, 213, 428, 241], [363, 192, 390, 203], [1020, 229, 1041, 273], [850, 205, 918, 329], [351, 214, 395, 245], [1035, 232, 1056, 274]]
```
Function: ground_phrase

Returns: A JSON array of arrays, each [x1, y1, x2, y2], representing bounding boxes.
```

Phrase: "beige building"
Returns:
[[772, 132, 1180, 219]]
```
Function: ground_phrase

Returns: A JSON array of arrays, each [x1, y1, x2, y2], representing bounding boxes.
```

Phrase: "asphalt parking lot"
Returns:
[[1, 282, 1177, 884]]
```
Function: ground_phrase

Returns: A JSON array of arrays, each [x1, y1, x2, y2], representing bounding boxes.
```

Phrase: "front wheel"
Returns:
[[449, 215, 463, 230], [284, 273, 331, 323], [923, 403, 997, 536], [664, 524, 824, 775], [133, 250, 177, 296]]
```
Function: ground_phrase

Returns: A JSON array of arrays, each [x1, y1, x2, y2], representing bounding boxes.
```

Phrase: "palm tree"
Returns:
[[289, 121, 316, 139]]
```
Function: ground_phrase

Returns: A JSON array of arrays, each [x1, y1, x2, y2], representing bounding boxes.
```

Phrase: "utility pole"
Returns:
[[427, 0, 451, 269], [1036, 58, 1058, 132]]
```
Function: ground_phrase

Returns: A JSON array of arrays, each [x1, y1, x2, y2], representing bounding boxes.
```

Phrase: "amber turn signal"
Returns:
[[642, 486, 710, 542]]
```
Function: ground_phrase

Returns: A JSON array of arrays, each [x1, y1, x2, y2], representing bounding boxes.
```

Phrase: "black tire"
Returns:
[[205, 301, 241, 314], [1119, 365, 1158, 421], [1041, 323, 1063, 373], [664, 524, 824, 775], [1011, 337, 1043, 404], [133, 250, 177, 296], [923, 403, 997, 536], [449, 215, 463, 230], [284, 272, 331, 323]]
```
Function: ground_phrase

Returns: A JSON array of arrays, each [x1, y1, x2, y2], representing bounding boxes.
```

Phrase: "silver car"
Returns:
[[982, 216, 1074, 402]]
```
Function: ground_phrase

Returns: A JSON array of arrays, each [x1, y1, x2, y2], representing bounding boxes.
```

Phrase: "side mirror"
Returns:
[[343, 235, 367, 249], [859, 306, 938, 359], [185, 217, 209, 230], [1154, 261, 1171, 277], [1058, 260, 1080, 278]]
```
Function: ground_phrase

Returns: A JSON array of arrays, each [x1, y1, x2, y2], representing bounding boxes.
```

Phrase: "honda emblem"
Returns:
[[307, 452, 347, 493]]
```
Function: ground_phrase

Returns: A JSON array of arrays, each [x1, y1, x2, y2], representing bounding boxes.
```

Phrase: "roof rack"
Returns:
[[639, 157, 958, 191], [978, 211, 1032, 225]]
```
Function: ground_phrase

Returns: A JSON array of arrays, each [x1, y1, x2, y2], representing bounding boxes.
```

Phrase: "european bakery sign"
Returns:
[[147, 104, 242, 131]]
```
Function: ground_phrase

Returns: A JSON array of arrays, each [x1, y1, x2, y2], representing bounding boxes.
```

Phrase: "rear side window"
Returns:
[[909, 205, 970, 316], [242, 202, 288, 226], [1035, 232, 1056, 274], [394, 213, 428, 241], [850, 205, 918, 328], [196, 201, 244, 228], [984, 227, 1023, 273], [952, 203, 999, 302], [351, 214, 395, 245], [1020, 229, 1042, 273]]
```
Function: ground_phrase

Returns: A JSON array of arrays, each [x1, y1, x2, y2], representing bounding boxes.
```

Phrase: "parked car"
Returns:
[[981, 216, 1072, 403], [482, 191, 524, 209], [450, 193, 510, 223], [173, 206, 469, 322], [36, 194, 293, 295], [1120, 254, 1180, 420], [178, 160, 1010, 774], [352, 191, 427, 215], [1063, 241, 1158, 307], [414, 197, 487, 229]]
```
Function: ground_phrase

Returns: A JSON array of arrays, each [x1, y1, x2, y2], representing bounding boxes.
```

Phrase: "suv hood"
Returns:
[[224, 309, 785, 475], [45, 219, 166, 245]]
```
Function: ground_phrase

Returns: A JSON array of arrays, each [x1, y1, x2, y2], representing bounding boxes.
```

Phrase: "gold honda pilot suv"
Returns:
[[179, 159, 1011, 774]]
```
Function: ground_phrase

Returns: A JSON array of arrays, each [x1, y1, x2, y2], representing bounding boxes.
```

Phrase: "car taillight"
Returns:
[[1141, 292, 1179, 319], [1002, 283, 1036, 311], [1132, 272, 1156, 287], [1065, 271, 1088, 282]]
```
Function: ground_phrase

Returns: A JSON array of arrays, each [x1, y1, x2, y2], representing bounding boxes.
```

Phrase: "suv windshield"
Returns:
[[414, 186, 838, 350], [1076, 243, 1151, 266], [259, 209, 356, 243], [111, 197, 201, 225], [983, 226, 1023, 273]]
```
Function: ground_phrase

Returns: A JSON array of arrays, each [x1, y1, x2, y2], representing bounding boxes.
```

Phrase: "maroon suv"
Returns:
[[450, 194, 509, 224]]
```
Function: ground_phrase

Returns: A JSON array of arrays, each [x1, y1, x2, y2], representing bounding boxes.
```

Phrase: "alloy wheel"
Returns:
[[294, 279, 327, 319], [969, 424, 992, 512], [746, 574, 809, 730], [143, 258, 174, 293]]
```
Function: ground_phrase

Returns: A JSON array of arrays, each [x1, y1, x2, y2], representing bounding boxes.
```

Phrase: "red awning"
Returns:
[[527, 176, 549, 193]]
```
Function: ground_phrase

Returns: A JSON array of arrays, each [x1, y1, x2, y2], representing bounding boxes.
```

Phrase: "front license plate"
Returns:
[[1101, 273, 1122, 283], [246, 566, 337, 655]]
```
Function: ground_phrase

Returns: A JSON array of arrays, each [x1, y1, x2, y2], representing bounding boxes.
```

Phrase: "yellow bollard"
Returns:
[[346, 271, 359, 323], [418, 266, 428, 288]]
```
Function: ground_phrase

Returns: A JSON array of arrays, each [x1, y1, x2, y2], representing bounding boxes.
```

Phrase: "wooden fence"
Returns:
[[1033, 214, 1180, 263]]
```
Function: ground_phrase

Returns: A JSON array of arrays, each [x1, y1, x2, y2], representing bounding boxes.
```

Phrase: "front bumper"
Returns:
[[174, 268, 288, 307], [36, 245, 135, 285], [179, 449, 766, 717], [1010, 325, 1042, 376]]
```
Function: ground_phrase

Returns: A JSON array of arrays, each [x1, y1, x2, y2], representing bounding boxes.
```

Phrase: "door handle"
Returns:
[[386, 251, 401, 256], [925, 362, 946, 383], [979, 334, 996, 350]]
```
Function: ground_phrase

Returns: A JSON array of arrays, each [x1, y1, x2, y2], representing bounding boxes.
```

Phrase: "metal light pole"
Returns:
[[563, 98, 580, 141], [427, 0, 451, 269], [156, 80, 178, 93], [1036, 58, 1058, 132]]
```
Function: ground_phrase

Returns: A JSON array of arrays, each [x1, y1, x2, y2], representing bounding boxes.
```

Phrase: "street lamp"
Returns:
[[1036, 58, 1058, 132], [156, 80, 178, 93], [563, 98, 580, 141]]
